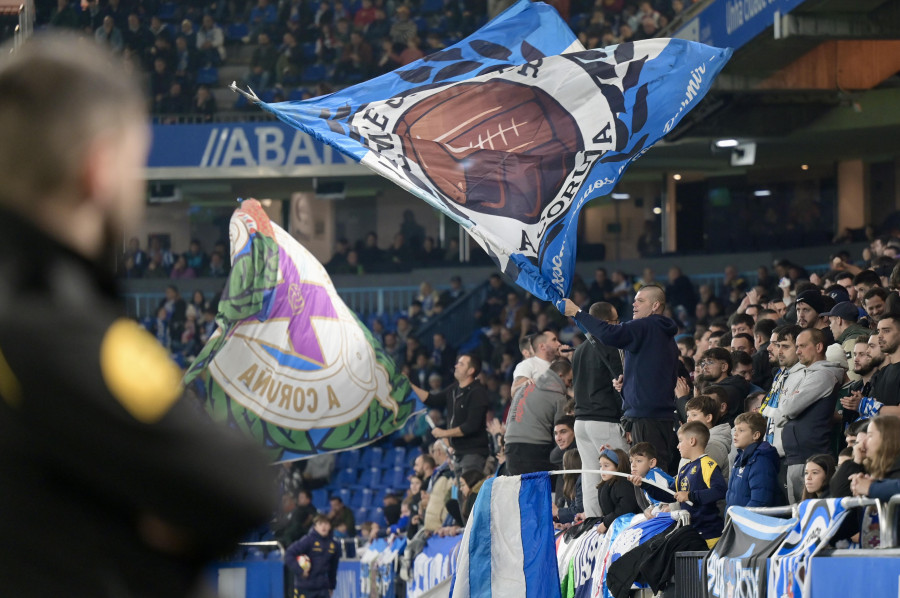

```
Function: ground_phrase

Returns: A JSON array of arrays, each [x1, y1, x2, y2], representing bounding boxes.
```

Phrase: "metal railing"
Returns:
[[413, 280, 490, 353]]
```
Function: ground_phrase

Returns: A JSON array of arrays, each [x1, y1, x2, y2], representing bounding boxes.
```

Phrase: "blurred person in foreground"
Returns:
[[0, 33, 273, 597]]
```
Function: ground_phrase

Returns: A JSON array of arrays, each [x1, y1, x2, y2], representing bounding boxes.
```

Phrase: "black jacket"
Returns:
[[0, 210, 274, 597], [598, 479, 642, 528], [573, 338, 623, 423], [872, 362, 900, 406], [712, 375, 752, 426], [424, 380, 490, 457]]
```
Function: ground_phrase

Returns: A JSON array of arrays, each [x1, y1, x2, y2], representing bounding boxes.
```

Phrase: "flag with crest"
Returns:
[[184, 200, 422, 461], [236, 0, 731, 303]]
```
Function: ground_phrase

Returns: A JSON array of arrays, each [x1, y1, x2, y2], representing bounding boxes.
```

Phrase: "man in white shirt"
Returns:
[[511, 330, 568, 393]]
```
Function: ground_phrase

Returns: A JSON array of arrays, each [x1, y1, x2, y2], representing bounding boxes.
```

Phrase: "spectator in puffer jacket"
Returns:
[[727, 412, 781, 508]]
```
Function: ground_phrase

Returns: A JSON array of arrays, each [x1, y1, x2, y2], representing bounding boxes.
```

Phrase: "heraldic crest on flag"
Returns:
[[238, 0, 731, 303], [184, 200, 421, 461]]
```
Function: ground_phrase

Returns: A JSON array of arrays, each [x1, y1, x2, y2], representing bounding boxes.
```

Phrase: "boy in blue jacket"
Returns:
[[285, 515, 339, 598], [633, 421, 727, 548], [727, 411, 781, 509]]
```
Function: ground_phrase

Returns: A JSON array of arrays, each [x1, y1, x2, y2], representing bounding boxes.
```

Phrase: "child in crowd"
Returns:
[[634, 422, 727, 548], [554, 449, 584, 527], [800, 454, 836, 500], [597, 448, 642, 534], [851, 415, 900, 501], [685, 395, 732, 480], [628, 442, 674, 513], [837, 447, 853, 466], [831, 419, 869, 497], [727, 412, 780, 509], [285, 515, 340, 598]]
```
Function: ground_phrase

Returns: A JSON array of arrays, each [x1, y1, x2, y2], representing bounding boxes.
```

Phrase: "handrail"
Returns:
[[742, 497, 889, 549], [883, 494, 900, 548], [414, 280, 490, 352]]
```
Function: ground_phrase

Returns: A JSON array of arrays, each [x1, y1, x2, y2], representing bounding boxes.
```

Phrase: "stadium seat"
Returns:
[[391, 446, 407, 468], [196, 67, 219, 86], [369, 446, 385, 468], [405, 446, 420, 466], [388, 466, 406, 489], [157, 2, 177, 21], [357, 466, 381, 488], [348, 489, 363, 509], [422, 0, 443, 15], [359, 487, 374, 509], [302, 64, 326, 83], [337, 451, 356, 470], [312, 488, 328, 511], [302, 42, 317, 61], [338, 487, 352, 506], [368, 506, 385, 526], [225, 23, 249, 42], [336, 467, 357, 486], [354, 506, 368, 523]]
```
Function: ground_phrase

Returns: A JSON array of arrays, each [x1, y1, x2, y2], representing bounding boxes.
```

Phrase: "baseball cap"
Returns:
[[827, 285, 850, 304], [822, 301, 859, 322], [795, 290, 826, 314]]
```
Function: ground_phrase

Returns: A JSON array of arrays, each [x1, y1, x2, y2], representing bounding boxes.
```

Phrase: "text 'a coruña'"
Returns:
[[237, 364, 341, 413]]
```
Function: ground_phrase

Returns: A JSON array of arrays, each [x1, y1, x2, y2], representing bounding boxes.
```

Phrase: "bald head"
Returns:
[[633, 285, 666, 319]]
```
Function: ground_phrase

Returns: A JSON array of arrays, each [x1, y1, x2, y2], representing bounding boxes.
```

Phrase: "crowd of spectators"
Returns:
[[131, 225, 900, 583], [42, 0, 692, 117]]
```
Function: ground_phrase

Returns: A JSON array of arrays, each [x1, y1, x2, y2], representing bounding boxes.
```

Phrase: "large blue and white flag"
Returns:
[[769, 499, 849, 598], [243, 0, 731, 303], [704, 506, 796, 598], [451, 472, 559, 598]]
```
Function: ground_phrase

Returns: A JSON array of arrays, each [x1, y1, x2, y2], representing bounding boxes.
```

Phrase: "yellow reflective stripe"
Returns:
[[701, 456, 717, 488], [0, 346, 22, 407]]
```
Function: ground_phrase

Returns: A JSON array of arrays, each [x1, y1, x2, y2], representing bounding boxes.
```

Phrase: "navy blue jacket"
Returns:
[[726, 441, 780, 509], [645, 455, 726, 540], [285, 529, 339, 591], [574, 311, 679, 419]]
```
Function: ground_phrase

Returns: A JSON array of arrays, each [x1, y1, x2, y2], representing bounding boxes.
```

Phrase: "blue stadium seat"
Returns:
[[391, 446, 407, 468], [413, 17, 427, 33], [338, 467, 357, 486], [359, 487, 374, 509], [196, 67, 219, 86], [288, 88, 308, 101], [349, 489, 364, 509], [312, 488, 328, 511], [354, 506, 368, 523], [368, 507, 385, 526], [406, 446, 421, 466], [337, 451, 353, 469], [302, 64, 326, 83], [267, 550, 282, 560], [422, 0, 443, 14], [388, 466, 406, 489], [370, 446, 385, 467], [357, 466, 382, 488], [302, 42, 317, 61], [338, 487, 352, 506], [225, 23, 249, 42], [157, 2, 177, 21]]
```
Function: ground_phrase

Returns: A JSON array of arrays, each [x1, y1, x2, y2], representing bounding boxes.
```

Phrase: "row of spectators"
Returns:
[[119, 237, 230, 279], [43, 0, 694, 116]]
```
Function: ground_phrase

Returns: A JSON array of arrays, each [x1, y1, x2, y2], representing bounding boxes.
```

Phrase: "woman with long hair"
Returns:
[[852, 415, 900, 499], [800, 454, 836, 500], [554, 449, 583, 525]]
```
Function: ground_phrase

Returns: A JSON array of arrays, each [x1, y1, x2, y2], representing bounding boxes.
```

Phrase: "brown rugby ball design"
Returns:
[[394, 80, 583, 224]]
